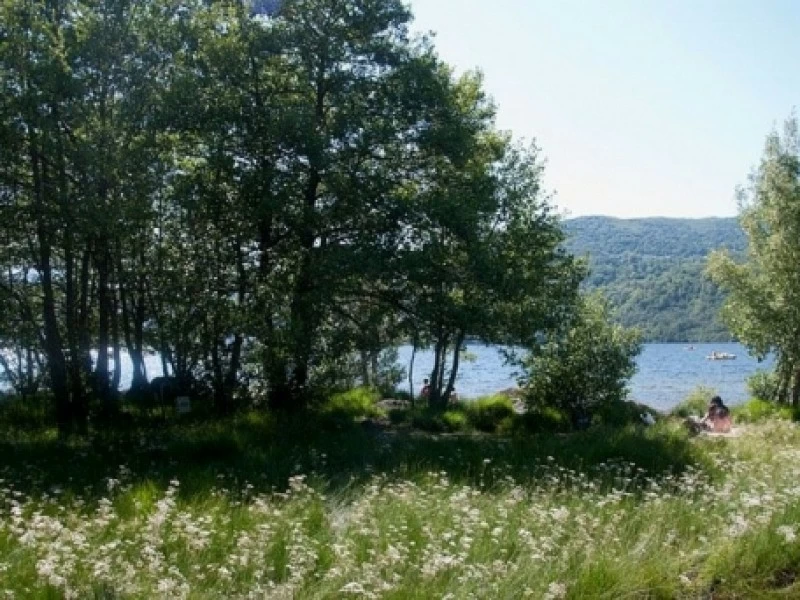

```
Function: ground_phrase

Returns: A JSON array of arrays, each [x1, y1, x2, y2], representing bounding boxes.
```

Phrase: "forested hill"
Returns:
[[563, 216, 747, 342]]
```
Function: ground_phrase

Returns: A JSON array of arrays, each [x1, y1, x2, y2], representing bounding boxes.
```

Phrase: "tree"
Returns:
[[522, 293, 641, 422], [708, 116, 800, 406]]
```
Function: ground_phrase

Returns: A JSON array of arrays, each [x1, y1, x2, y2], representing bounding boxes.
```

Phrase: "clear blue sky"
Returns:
[[407, 0, 800, 218]]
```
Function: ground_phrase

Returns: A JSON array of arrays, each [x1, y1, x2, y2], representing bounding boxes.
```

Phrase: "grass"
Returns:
[[2, 395, 800, 598]]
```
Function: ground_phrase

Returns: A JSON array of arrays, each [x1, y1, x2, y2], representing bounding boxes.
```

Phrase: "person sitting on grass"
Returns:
[[687, 395, 732, 434], [701, 395, 732, 433]]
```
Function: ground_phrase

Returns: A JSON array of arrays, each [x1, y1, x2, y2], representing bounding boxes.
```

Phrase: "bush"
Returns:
[[515, 406, 571, 433], [0, 393, 54, 429], [322, 387, 382, 419], [465, 395, 515, 433], [442, 410, 469, 432], [388, 408, 410, 425], [747, 370, 779, 401], [410, 408, 447, 433], [732, 398, 799, 423], [593, 399, 659, 428], [671, 386, 717, 418], [522, 294, 641, 419]]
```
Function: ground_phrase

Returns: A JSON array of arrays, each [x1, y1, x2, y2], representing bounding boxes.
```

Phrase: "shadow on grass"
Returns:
[[0, 409, 711, 504]]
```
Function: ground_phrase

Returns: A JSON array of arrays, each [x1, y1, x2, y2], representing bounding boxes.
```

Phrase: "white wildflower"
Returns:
[[777, 525, 797, 543], [544, 581, 567, 600], [339, 581, 367, 594]]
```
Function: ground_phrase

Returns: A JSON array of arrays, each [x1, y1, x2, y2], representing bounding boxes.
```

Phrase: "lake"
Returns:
[[1, 343, 774, 412], [397, 342, 774, 411]]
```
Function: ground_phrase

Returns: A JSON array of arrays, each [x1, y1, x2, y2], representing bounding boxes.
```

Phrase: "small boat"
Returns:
[[685, 345, 695, 351], [706, 351, 736, 360]]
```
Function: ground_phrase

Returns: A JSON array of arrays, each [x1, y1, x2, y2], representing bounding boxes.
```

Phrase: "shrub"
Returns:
[[522, 294, 641, 420], [322, 387, 382, 419], [593, 399, 659, 428], [732, 398, 799, 423], [747, 370, 779, 401], [0, 393, 54, 429], [465, 395, 515, 433], [410, 408, 447, 433], [671, 386, 717, 418], [388, 408, 410, 425], [442, 410, 469, 432], [515, 406, 571, 433]]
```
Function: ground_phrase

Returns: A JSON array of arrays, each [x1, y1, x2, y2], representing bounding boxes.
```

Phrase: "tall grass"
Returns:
[[1, 403, 800, 598]]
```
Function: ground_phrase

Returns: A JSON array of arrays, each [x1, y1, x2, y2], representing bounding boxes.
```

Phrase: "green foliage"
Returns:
[[514, 406, 571, 433], [441, 410, 469, 432], [321, 387, 382, 419], [670, 386, 717, 418], [0, 394, 54, 431], [708, 116, 800, 404], [464, 395, 515, 433], [523, 294, 642, 418], [564, 216, 745, 342], [747, 369, 780, 401], [592, 399, 659, 428], [731, 398, 798, 423], [410, 407, 449, 433], [0, 0, 587, 421]]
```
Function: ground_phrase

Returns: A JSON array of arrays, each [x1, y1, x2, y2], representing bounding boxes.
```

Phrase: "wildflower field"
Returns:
[[2, 411, 800, 598]]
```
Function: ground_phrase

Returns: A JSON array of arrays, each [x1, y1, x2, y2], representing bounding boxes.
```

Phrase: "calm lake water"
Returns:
[[1, 343, 774, 412], [397, 342, 774, 412]]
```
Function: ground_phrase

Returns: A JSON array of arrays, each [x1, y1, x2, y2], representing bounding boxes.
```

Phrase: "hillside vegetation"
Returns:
[[563, 217, 746, 342]]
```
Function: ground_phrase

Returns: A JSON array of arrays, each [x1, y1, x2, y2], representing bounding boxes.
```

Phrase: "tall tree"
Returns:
[[708, 116, 800, 406]]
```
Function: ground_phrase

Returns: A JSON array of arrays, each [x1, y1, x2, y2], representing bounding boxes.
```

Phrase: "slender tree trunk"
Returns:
[[111, 282, 122, 394], [359, 350, 371, 387], [443, 331, 465, 404], [26, 348, 37, 396], [429, 332, 450, 410], [289, 167, 321, 406], [117, 242, 147, 391], [408, 337, 417, 408], [221, 239, 247, 412], [224, 333, 243, 411], [133, 291, 148, 384], [95, 241, 112, 412], [31, 138, 72, 435], [211, 332, 226, 413]]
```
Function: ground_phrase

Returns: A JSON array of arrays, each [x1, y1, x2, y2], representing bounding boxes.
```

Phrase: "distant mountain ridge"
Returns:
[[563, 216, 746, 342]]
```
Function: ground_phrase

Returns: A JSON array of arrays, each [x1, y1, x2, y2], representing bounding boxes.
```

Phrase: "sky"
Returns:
[[406, 0, 800, 218]]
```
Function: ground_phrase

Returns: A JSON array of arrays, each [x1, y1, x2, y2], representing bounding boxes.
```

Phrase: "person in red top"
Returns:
[[420, 378, 430, 399]]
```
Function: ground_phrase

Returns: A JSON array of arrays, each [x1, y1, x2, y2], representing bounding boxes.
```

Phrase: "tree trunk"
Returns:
[[428, 332, 450, 410], [95, 241, 113, 412], [442, 331, 465, 404], [408, 337, 417, 407], [210, 331, 226, 413], [117, 243, 148, 392], [224, 333, 243, 412], [111, 282, 122, 394], [32, 141, 72, 435], [359, 350, 371, 387]]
